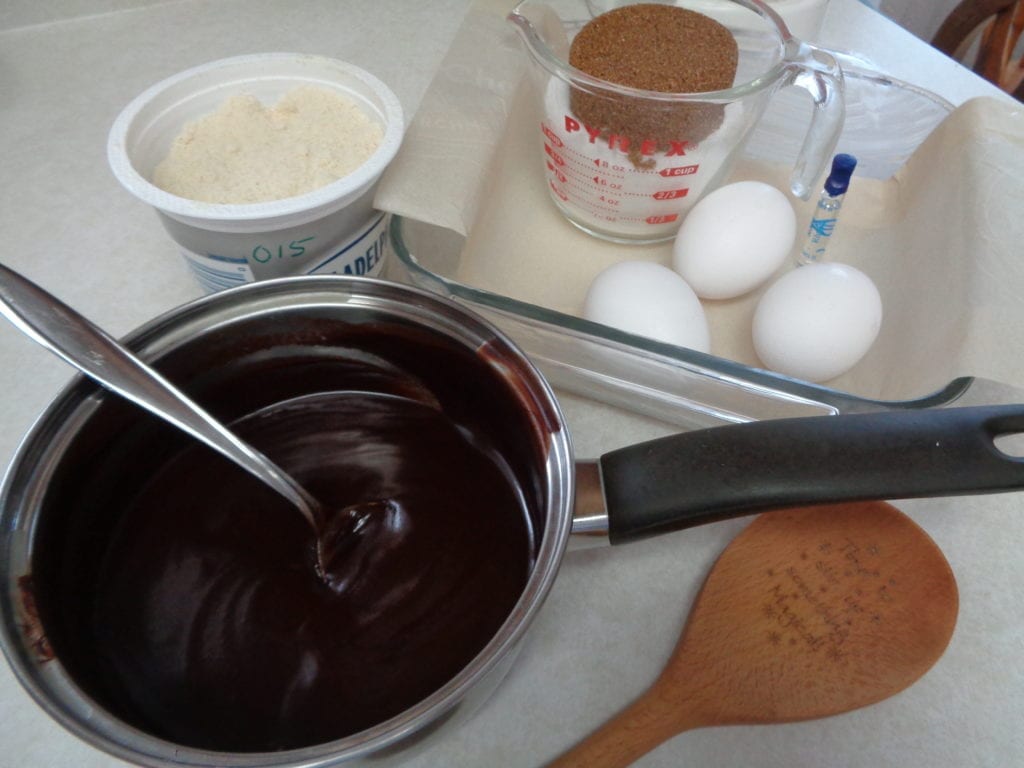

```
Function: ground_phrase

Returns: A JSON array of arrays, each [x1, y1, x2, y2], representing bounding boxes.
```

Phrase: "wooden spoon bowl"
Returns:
[[549, 501, 959, 767]]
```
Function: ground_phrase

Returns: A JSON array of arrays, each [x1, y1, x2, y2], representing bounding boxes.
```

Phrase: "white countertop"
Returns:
[[0, 2, 1020, 767]]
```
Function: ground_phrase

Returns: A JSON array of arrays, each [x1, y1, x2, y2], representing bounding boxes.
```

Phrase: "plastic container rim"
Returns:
[[106, 53, 404, 228]]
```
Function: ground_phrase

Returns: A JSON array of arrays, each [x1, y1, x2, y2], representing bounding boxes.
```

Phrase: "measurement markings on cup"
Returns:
[[540, 120, 703, 227]]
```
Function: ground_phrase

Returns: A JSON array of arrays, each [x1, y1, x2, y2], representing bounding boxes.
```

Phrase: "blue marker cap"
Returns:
[[823, 153, 857, 196]]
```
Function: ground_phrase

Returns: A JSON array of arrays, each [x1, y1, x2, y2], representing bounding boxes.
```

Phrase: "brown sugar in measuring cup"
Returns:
[[509, 0, 844, 243], [568, 4, 739, 165]]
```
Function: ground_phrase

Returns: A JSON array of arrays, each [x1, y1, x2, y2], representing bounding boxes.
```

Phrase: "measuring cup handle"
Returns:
[[784, 43, 845, 199]]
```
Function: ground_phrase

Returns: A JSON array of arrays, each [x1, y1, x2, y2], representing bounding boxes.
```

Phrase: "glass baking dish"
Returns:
[[383, 40, 1023, 429], [386, 215, 1006, 430]]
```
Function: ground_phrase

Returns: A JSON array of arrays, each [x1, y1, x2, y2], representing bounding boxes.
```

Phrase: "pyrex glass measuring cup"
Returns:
[[508, 0, 845, 243]]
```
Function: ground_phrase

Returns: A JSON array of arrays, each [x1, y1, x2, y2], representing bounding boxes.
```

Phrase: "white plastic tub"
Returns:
[[108, 53, 404, 293]]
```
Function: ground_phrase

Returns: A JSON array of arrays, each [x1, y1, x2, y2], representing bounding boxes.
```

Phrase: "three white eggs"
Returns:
[[582, 180, 882, 383]]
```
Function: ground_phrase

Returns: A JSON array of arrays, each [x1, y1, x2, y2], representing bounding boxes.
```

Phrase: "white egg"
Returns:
[[752, 263, 883, 383], [583, 261, 710, 352], [673, 180, 797, 300]]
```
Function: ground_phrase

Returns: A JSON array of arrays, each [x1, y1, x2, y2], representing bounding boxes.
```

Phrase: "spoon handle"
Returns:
[[547, 678, 698, 768], [0, 263, 321, 531]]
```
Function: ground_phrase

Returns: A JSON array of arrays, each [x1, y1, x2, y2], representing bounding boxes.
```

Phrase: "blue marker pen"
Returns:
[[798, 153, 857, 266]]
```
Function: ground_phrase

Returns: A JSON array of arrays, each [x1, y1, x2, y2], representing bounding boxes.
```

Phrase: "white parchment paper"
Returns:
[[377, 0, 1024, 402]]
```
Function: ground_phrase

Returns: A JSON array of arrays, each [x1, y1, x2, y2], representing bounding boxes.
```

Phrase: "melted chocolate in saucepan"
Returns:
[[33, 323, 554, 752]]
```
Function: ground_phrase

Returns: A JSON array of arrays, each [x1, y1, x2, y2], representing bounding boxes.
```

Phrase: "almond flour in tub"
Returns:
[[153, 86, 383, 204], [107, 54, 404, 292]]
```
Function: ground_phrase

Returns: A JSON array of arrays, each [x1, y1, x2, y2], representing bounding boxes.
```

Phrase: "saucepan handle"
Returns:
[[601, 405, 1024, 544]]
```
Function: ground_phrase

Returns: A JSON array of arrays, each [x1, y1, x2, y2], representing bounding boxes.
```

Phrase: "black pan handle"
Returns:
[[601, 404, 1024, 544]]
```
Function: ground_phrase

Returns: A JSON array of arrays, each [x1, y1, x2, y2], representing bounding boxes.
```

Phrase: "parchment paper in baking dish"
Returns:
[[376, 0, 1024, 401]]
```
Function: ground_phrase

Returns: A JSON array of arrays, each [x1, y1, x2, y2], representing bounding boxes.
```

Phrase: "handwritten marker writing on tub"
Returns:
[[798, 153, 858, 266]]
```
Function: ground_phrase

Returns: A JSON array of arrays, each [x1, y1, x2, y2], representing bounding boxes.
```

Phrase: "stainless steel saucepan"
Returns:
[[2, 276, 1022, 767]]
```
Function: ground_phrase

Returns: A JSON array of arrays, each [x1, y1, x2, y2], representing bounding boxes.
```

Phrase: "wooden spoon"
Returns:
[[548, 501, 959, 768]]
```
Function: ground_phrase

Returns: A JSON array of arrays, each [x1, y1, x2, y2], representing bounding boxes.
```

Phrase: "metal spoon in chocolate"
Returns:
[[0, 263, 325, 537]]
